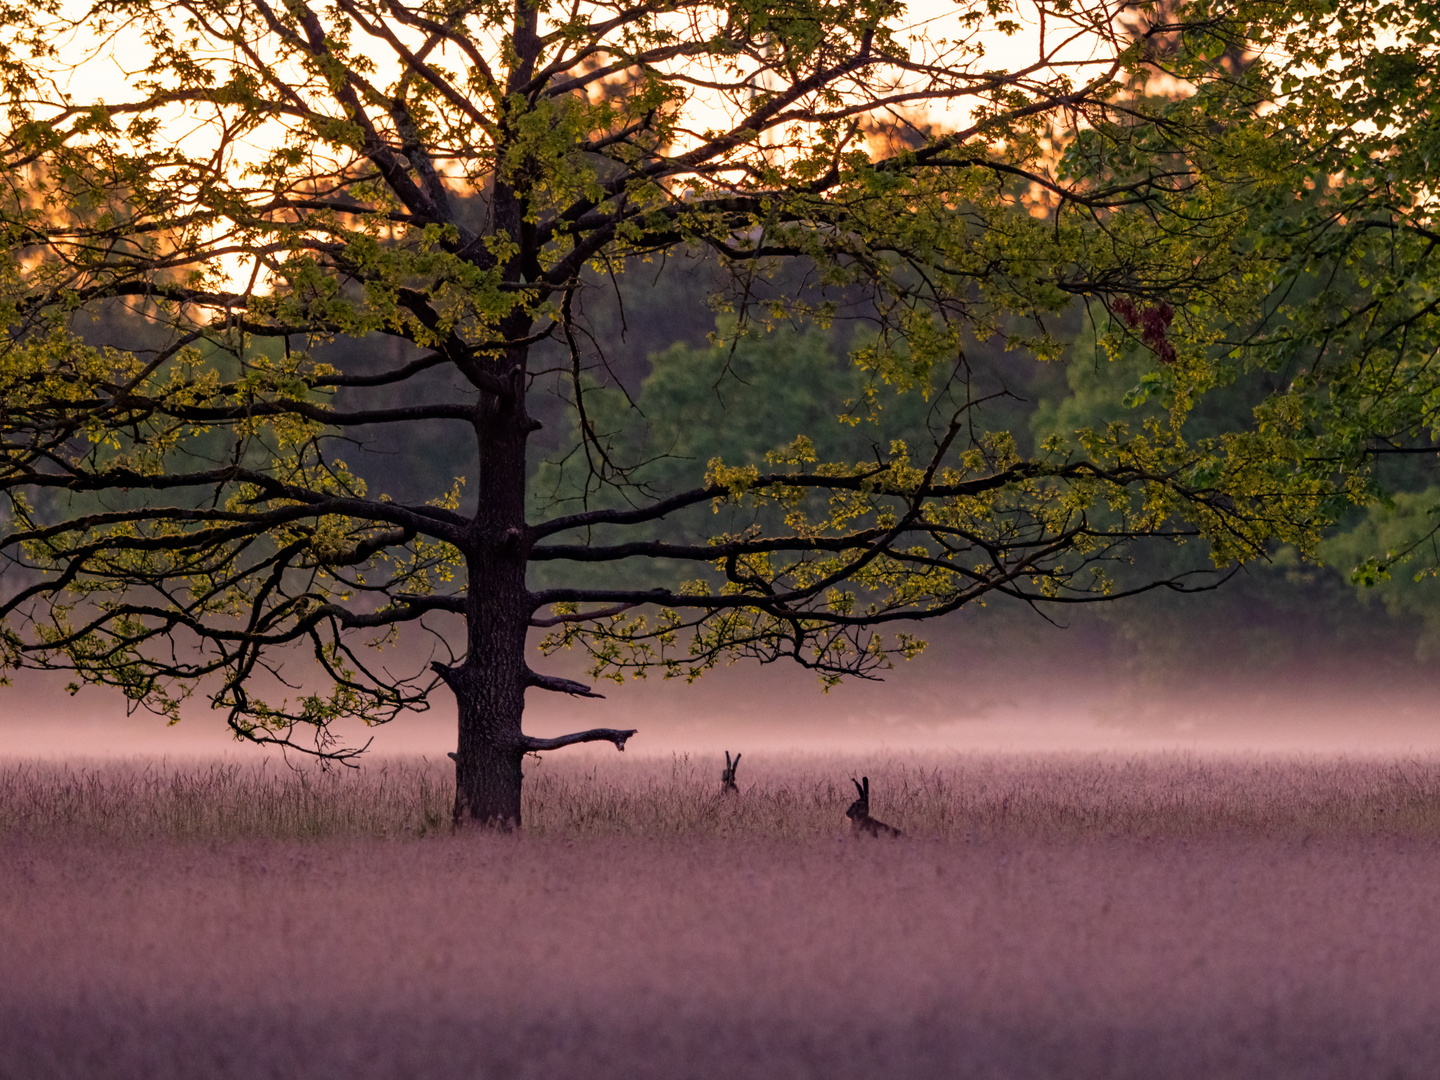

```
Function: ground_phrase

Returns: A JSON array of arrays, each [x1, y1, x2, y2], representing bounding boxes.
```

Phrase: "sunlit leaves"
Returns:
[[0, 0, 1384, 761]]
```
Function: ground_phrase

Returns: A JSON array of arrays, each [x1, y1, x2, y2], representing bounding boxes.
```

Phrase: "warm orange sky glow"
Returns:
[[24, 0, 1135, 291]]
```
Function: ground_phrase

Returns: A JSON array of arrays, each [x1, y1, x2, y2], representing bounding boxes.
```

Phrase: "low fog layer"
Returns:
[[5, 601, 1439, 759]]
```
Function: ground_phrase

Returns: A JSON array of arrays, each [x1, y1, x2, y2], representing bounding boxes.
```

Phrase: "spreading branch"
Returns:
[[525, 671, 608, 699], [519, 728, 637, 752], [0, 0, 1341, 774]]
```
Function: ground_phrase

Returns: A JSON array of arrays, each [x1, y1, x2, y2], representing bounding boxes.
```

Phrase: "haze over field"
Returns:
[[7, 0, 1440, 1073], [7, 609, 1440, 759]]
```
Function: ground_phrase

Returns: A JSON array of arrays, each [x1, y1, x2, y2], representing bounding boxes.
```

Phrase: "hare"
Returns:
[[845, 776, 902, 837], [721, 751, 741, 795]]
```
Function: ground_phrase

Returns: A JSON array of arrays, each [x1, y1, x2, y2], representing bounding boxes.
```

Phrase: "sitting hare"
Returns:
[[721, 751, 741, 795], [845, 776, 902, 838]]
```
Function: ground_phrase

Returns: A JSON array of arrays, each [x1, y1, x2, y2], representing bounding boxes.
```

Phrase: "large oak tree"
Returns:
[[0, 0, 1328, 825]]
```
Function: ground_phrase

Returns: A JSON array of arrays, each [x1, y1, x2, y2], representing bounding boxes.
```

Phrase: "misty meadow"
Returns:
[[7, 0, 1440, 1076], [6, 753, 1440, 1080]]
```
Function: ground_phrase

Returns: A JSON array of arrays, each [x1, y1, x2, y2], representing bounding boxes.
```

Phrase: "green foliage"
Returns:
[[1319, 491, 1440, 657], [0, 0, 1410, 762], [537, 321, 950, 518], [1141, 0, 1440, 649]]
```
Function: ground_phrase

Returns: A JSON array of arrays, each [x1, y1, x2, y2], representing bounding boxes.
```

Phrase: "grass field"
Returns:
[[5, 752, 1440, 1079]]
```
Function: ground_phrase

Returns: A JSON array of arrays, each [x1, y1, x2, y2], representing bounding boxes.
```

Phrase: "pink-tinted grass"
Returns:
[[6, 754, 1440, 1079], [5, 752, 1440, 840]]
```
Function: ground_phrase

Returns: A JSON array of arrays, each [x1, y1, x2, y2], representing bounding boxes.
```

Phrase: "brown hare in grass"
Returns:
[[846, 776, 902, 838], [721, 751, 741, 795]]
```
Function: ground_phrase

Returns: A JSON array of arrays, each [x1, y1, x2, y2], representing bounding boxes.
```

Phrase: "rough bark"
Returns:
[[449, 720, 526, 829], [437, 657, 528, 828], [445, 290, 536, 826]]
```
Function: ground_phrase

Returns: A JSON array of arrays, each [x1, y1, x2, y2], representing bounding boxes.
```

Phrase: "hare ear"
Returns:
[[862, 776, 870, 798], [733, 753, 741, 770], [725, 751, 732, 769], [852, 777, 865, 799]]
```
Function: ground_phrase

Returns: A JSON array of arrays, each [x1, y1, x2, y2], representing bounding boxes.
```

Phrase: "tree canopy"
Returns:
[[0, 0, 1409, 823], [1236, 0, 1440, 585]]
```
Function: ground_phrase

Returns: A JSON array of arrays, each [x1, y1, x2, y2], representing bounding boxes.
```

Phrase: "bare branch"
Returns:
[[525, 671, 608, 699], [520, 728, 637, 752], [529, 602, 644, 627]]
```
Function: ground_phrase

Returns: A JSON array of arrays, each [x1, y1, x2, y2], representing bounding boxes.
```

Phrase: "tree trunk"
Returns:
[[452, 739, 525, 827], [447, 301, 536, 829], [448, 664, 527, 828], [448, 398, 534, 827], [431, 314, 639, 825]]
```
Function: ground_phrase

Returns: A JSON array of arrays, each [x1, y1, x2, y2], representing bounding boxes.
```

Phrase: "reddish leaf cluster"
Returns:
[[1112, 297, 1177, 364]]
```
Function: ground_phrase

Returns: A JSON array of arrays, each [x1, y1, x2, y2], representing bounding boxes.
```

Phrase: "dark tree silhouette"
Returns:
[[0, 0, 1325, 825]]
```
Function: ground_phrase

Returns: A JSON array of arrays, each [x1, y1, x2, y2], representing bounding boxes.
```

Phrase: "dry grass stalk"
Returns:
[[4, 751, 1440, 842]]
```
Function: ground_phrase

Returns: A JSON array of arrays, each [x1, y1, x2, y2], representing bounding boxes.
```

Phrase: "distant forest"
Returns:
[[74, 243, 1438, 695], [536, 259, 1440, 693]]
